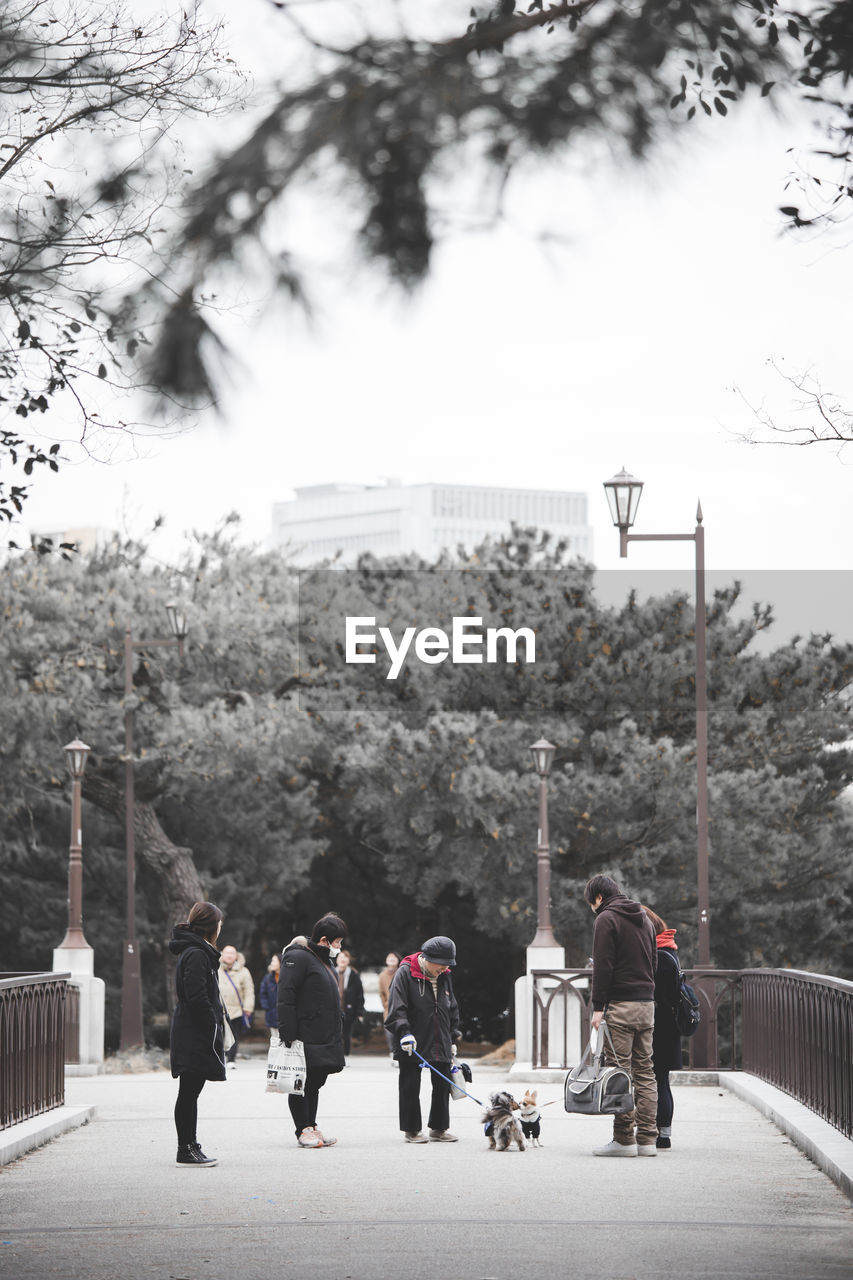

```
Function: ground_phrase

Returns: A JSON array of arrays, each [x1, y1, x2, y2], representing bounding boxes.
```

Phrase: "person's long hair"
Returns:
[[179, 901, 223, 942], [641, 905, 667, 936]]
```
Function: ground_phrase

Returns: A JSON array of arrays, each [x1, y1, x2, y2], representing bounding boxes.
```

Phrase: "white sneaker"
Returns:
[[637, 1144, 658, 1157], [593, 1140, 637, 1157], [428, 1129, 458, 1142], [405, 1131, 428, 1143], [297, 1127, 322, 1148]]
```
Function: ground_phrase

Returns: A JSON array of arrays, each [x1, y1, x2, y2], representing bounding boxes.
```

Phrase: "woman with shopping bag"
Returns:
[[276, 913, 348, 1149]]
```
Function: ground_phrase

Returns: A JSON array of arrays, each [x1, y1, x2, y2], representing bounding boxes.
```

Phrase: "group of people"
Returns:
[[168, 876, 685, 1166], [214, 937, 368, 1070]]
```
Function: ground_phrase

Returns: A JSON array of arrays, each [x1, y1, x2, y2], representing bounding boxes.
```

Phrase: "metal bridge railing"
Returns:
[[532, 966, 853, 1140], [0, 972, 69, 1131], [741, 968, 853, 1141]]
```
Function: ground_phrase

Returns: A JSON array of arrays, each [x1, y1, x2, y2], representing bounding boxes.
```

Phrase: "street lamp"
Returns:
[[602, 468, 710, 970], [528, 738, 559, 948], [120, 603, 189, 1050], [58, 738, 92, 951]]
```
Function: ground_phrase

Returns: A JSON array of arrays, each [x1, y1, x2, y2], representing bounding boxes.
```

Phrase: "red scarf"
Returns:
[[656, 929, 678, 951]]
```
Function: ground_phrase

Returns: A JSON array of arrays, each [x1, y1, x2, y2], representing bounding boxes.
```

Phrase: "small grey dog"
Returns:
[[482, 1091, 526, 1152]]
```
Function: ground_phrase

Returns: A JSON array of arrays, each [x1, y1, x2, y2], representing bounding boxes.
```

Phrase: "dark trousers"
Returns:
[[225, 1016, 245, 1063], [397, 1055, 451, 1134], [655, 1065, 674, 1129], [288, 1067, 330, 1136], [174, 1072, 206, 1146]]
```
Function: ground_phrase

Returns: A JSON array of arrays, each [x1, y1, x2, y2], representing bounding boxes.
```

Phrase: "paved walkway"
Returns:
[[1, 1056, 852, 1280]]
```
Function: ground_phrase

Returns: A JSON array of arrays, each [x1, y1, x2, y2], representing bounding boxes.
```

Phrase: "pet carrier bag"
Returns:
[[265, 1037, 306, 1095], [563, 1023, 635, 1116]]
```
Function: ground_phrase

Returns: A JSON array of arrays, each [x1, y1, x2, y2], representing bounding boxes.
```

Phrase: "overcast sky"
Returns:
[[19, 3, 853, 595]]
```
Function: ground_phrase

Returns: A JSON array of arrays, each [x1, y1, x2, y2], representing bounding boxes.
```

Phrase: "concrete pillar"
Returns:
[[53, 946, 105, 1076], [511, 942, 575, 1078]]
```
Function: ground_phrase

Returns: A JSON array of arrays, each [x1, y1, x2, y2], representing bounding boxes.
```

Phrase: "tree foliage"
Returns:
[[2, 527, 851, 1044], [0, 0, 236, 524], [143, 0, 853, 400]]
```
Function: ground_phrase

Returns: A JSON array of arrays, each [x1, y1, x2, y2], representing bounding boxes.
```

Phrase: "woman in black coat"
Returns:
[[643, 905, 683, 1151], [277, 912, 347, 1149], [336, 950, 365, 1055], [169, 901, 226, 1167]]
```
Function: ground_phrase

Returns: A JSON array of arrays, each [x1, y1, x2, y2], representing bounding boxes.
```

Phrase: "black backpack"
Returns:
[[668, 951, 701, 1037]]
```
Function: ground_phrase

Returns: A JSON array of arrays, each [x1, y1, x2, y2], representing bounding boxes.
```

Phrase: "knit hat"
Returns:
[[420, 935, 456, 968]]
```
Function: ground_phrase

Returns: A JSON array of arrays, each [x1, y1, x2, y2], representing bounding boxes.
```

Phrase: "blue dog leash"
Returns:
[[413, 1049, 483, 1106]]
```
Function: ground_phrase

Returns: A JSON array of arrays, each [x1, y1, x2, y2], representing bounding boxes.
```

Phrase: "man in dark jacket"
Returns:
[[584, 874, 658, 1157], [384, 935, 461, 1143], [277, 913, 347, 1149]]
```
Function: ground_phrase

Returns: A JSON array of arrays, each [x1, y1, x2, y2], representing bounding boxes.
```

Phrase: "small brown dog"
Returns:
[[482, 1091, 526, 1152], [519, 1089, 542, 1146]]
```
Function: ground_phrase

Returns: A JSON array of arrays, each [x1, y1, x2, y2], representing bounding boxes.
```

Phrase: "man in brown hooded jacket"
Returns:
[[584, 874, 658, 1157]]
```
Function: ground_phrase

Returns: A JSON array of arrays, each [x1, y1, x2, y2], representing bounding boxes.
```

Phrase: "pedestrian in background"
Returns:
[[384, 936, 461, 1144], [584, 874, 658, 1158], [168, 900, 226, 1168], [277, 913, 347, 1148], [259, 953, 281, 1040], [218, 944, 255, 1068], [379, 951, 401, 1061], [641, 905, 683, 1150], [336, 949, 365, 1055]]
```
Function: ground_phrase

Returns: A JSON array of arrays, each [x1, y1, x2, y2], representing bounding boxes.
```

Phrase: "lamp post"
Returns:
[[602, 468, 711, 970], [57, 738, 92, 951], [54, 735, 105, 1071], [528, 738, 558, 948], [120, 602, 188, 1051]]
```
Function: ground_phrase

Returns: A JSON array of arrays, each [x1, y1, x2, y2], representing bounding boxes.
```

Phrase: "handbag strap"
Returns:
[[593, 1020, 631, 1074], [224, 968, 246, 1013]]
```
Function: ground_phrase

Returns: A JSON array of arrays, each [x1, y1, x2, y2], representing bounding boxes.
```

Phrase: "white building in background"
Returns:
[[30, 526, 118, 554], [271, 480, 593, 565]]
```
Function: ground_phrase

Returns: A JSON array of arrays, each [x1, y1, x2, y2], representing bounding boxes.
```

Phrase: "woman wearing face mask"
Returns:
[[277, 912, 348, 1148]]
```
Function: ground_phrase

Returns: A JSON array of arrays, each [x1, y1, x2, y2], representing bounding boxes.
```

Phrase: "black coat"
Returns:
[[341, 968, 365, 1028], [384, 953, 460, 1062], [652, 948, 684, 1072], [169, 928, 227, 1081], [277, 942, 345, 1073], [259, 971, 280, 1029]]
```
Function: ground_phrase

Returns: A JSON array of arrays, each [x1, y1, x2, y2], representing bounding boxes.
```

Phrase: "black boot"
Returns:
[[176, 1142, 217, 1167]]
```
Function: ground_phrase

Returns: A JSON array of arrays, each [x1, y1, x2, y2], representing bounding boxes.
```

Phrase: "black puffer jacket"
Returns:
[[590, 893, 657, 1011], [277, 941, 345, 1073], [384, 952, 460, 1061], [168, 928, 227, 1081]]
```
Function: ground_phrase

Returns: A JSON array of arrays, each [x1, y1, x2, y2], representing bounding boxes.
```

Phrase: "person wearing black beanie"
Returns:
[[384, 936, 462, 1143]]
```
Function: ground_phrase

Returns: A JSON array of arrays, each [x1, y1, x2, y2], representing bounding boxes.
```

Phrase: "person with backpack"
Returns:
[[641, 905, 683, 1150]]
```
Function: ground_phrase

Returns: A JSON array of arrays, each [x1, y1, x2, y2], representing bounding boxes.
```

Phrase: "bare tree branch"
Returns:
[[735, 360, 853, 449]]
